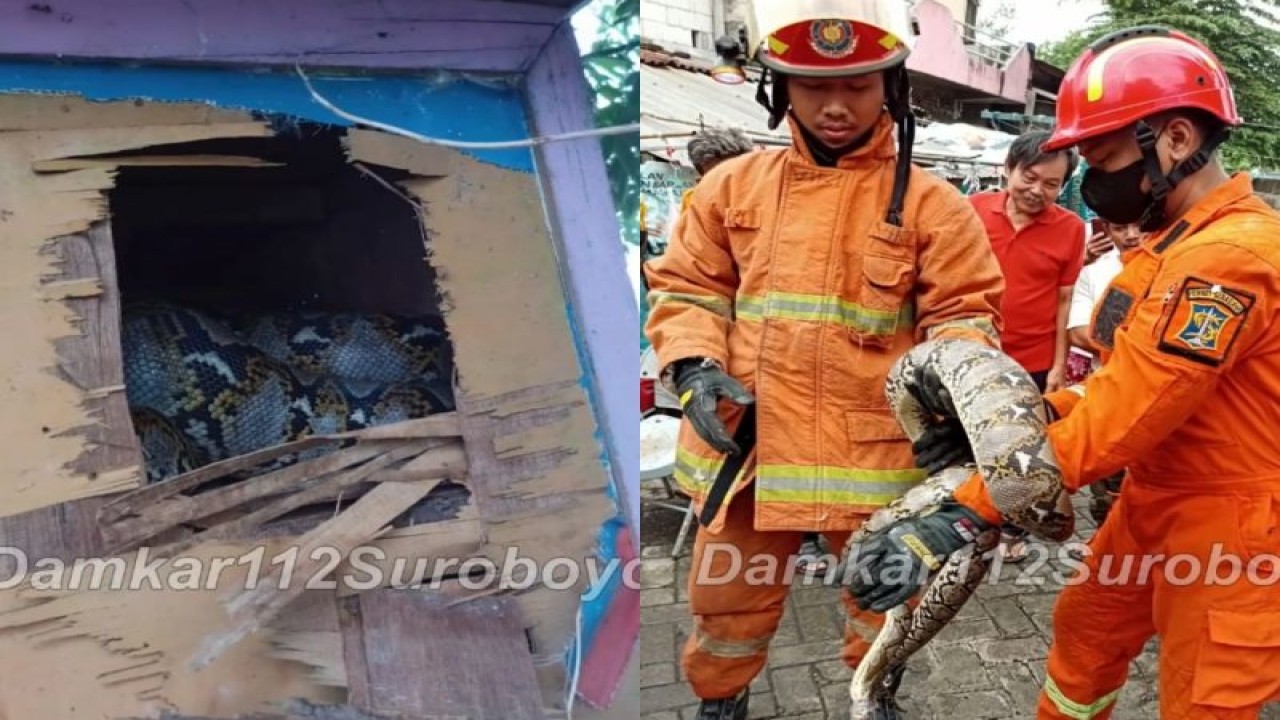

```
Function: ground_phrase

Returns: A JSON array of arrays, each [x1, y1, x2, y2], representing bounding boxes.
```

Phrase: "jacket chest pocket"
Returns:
[[847, 222, 917, 347], [723, 207, 762, 251]]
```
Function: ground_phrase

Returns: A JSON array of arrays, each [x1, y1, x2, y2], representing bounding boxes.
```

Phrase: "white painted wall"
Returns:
[[641, 0, 716, 56]]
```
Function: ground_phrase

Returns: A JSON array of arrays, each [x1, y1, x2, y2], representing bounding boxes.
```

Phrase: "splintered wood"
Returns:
[[0, 118, 275, 519], [93, 416, 469, 671], [0, 95, 616, 720], [189, 479, 441, 671], [340, 591, 544, 720], [98, 414, 465, 555]]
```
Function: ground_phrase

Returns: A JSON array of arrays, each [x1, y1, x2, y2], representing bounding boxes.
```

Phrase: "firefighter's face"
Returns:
[[787, 73, 886, 148]]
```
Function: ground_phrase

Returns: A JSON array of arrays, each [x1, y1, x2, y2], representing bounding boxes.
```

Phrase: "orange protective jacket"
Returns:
[[952, 173, 1280, 716], [957, 173, 1280, 515], [645, 113, 1005, 533]]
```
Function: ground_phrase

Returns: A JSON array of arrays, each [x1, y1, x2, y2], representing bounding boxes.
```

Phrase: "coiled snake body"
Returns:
[[844, 339, 1075, 718], [121, 301, 455, 483]]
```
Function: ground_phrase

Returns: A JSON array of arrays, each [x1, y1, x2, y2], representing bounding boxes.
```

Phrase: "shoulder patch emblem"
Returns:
[[1157, 276, 1256, 367]]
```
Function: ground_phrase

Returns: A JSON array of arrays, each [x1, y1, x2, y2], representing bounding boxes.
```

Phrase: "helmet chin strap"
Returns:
[[754, 65, 916, 228], [1134, 119, 1230, 231], [756, 68, 789, 130]]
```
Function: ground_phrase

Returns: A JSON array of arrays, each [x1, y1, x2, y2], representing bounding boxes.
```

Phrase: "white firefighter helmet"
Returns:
[[745, 0, 917, 77]]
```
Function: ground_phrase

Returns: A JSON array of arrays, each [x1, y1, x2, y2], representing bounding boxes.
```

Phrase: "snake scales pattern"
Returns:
[[121, 300, 455, 484], [843, 339, 1075, 718]]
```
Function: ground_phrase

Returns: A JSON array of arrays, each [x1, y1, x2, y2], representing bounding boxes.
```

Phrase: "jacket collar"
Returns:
[[1140, 172, 1255, 255], [787, 111, 897, 169]]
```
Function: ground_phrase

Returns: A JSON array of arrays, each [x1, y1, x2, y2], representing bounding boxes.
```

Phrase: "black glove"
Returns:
[[845, 500, 993, 613], [913, 362, 957, 418], [912, 417, 975, 476], [674, 359, 754, 455], [1087, 471, 1124, 526]]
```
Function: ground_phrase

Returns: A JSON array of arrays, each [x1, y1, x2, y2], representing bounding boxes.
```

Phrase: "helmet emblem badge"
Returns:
[[809, 19, 858, 59]]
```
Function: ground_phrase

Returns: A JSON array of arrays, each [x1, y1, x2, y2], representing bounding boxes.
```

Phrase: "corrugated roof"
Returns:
[[641, 59, 1017, 178], [640, 62, 789, 165]]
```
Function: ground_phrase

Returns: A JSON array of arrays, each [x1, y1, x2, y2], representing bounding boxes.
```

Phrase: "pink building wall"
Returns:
[[906, 0, 1033, 105]]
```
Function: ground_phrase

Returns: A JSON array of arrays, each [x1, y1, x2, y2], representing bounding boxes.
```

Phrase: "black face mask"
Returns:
[[1080, 158, 1158, 228], [1081, 120, 1231, 233]]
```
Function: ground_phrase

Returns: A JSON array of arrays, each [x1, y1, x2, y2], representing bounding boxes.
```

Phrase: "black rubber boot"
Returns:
[[872, 664, 907, 719], [695, 687, 749, 720]]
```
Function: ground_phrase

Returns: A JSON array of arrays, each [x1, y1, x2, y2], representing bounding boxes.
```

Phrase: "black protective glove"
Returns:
[[845, 499, 993, 613], [913, 362, 957, 418], [674, 359, 754, 455], [1087, 471, 1124, 526], [911, 417, 975, 476]]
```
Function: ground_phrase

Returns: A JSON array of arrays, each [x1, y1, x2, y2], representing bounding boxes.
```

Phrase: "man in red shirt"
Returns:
[[971, 130, 1085, 393]]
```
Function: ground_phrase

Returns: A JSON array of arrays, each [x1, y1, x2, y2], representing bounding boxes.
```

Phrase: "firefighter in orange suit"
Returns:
[[642, 1, 1005, 717], [848, 27, 1280, 719]]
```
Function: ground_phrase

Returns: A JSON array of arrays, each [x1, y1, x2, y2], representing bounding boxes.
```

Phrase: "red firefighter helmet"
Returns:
[[1044, 26, 1242, 152], [748, 0, 915, 77]]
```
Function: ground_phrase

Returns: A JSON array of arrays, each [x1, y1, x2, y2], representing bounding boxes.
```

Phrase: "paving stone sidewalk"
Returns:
[[640, 480, 1280, 720]]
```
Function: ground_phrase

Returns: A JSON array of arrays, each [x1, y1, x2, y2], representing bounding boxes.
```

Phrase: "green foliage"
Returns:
[[578, 0, 640, 247], [1036, 0, 1280, 170], [977, 0, 1016, 39]]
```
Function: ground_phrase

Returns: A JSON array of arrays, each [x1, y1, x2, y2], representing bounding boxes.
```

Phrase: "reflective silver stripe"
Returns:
[[673, 447, 723, 493], [1042, 675, 1120, 719], [736, 293, 913, 335], [845, 615, 881, 643], [695, 630, 772, 658], [648, 291, 733, 318], [755, 467, 925, 506]]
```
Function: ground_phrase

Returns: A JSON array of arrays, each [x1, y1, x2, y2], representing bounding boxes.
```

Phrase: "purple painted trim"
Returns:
[[0, 0, 567, 72], [525, 22, 639, 548]]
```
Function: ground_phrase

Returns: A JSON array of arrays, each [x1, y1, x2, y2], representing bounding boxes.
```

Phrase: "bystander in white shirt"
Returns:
[[1068, 247, 1124, 370]]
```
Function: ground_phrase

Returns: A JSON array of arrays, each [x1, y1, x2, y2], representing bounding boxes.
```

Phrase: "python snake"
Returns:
[[844, 339, 1075, 718], [121, 300, 455, 484]]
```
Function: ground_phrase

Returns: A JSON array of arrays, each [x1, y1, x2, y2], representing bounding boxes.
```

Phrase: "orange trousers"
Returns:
[[1038, 475, 1280, 719], [681, 484, 892, 699]]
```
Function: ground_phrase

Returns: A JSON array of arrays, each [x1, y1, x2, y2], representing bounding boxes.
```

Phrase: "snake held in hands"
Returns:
[[843, 338, 1075, 718]]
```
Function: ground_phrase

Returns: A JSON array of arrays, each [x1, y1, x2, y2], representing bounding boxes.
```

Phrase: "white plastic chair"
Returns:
[[640, 412, 697, 558]]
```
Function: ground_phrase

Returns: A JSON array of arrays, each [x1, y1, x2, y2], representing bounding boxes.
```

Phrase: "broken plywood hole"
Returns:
[[0, 96, 600, 719], [103, 125, 457, 499], [23, 120, 473, 537], [99, 423, 470, 557]]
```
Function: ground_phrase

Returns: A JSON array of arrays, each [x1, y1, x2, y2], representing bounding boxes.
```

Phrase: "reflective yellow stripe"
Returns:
[[648, 291, 733, 318], [678, 459, 925, 507], [673, 446, 724, 493], [756, 465, 924, 505], [736, 293, 913, 336], [900, 534, 942, 570], [845, 615, 883, 642], [695, 630, 772, 658], [927, 316, 1001, 347], [1086, 36, 1219, 103], [1042, 675, 1120, 719]]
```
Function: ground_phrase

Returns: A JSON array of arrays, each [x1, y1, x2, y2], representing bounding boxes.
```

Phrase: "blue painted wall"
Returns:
[[0, 60, 535, 172]]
